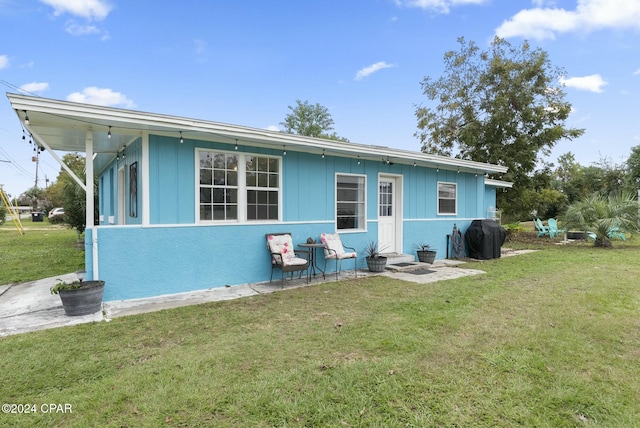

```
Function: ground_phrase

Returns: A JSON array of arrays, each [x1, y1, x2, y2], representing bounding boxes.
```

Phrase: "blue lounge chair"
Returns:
[[608, 226, 626, 241], [547, 218, 566, 238], [535, 218, 549, 237]]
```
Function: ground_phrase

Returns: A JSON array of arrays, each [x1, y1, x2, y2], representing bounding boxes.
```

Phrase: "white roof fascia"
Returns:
[[7, 93, 508, 174], [485, 179, 513, 188]]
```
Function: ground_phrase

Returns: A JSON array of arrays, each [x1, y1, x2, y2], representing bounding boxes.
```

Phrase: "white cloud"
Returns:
[[66, 87, 135, 108], [0, 54, 8, 69], [560, 74, 608, 93], [634, 69, 640, 76], [64, 20, 109, 39], [20, 82, 49, 93], [40, 0, 112, 21], [266, 125, 280, 132], [496, 0, 640, 40], [65, 20, 100, 35], [393, 0, 486, 14], [355, 61, 395, 81]]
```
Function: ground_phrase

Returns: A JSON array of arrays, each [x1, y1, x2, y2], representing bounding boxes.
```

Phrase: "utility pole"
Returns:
[[33, 150, 39, 188]]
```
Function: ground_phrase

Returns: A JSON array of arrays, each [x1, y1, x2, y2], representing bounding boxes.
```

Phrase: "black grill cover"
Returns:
[[465, 219, 507, 260]]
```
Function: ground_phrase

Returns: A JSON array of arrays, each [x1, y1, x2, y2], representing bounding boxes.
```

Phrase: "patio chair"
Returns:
[[534, 218, 550, 237], [320, 232, 358, 280], [608, 225, 626, 241], [547, 218, 566, 238], [266, 233, 310, 284]]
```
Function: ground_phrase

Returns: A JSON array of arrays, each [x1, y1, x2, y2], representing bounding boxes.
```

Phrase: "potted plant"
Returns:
[[363, 240, 387, 272], [416, 242, 437, 264], [50, 270, 105, 316]]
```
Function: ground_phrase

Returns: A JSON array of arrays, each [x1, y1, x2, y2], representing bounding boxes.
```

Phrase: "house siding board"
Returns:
[[96, 140, 498, 300], [407, 168, 437, 219], [148, 135, 196, 224], [98, 138, 144, 225], [283, 151, 331, 222], [403, 219, 473, 258], [98, 166, 114, 225], [462, 174, 474, 217]]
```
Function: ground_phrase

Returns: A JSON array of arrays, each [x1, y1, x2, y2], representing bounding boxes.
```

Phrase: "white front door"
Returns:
[[378, 176, 400, 254]]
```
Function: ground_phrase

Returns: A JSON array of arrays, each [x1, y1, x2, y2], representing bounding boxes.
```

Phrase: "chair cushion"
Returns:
[[320, 233, 357, 259], [284, 257, 308, 267], [267, 234, 295, 265]]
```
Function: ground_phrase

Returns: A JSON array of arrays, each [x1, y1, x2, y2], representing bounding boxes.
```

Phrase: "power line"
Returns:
[[0, 79, 44, 97], [0, 146, 35, 179]]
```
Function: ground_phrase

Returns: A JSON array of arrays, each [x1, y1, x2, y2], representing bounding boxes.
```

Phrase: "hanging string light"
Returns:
[[179, 132, 184, 144], [107, 126, 112, 139], [234, 139, 238, 150], [23, 110, 29, 124]]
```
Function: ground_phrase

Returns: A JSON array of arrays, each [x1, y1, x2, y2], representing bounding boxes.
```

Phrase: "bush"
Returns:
[[0, 205, 6, 225], [505, 222, 523, 240], [48, 214, 67, 225]]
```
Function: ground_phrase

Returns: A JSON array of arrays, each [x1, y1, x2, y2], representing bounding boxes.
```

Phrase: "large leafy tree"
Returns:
[[18, 186, 45, 210], [43, 154, 86, 210], [554, 152, 627, 204], [415, 36, 584, 218], [624, 145, 640, 192], [280, 99, 350, 142]]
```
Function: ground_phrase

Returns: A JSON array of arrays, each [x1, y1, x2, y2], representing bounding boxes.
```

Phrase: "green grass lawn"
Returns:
[[1, 230, 639, 426], [0, 222, 84, 284]]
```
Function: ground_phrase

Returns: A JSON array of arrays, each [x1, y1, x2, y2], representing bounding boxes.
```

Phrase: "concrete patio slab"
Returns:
[[0, 273, 103, 337]]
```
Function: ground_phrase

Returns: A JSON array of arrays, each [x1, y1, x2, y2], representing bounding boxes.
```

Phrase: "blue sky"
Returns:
[[1, 0, 639, 197]]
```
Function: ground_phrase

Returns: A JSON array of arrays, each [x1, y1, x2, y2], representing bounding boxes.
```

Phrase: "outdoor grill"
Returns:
[[465, 219, 507, 260]]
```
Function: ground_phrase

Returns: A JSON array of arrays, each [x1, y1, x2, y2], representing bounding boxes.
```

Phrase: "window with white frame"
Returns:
[[437, 182, 457, 215], [336, 174, 366, 230], [198, 149, 280, 222], [245, 155, 279, 220]]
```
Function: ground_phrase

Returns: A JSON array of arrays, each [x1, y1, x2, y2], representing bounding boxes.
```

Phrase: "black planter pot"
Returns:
[[566, 231, 586, 240], [366, 256, 387, 272], [416, 250, 436, 264], [58, 280, 105, 316]]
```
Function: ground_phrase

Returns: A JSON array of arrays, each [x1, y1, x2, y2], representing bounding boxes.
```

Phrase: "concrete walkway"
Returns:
[[0, 250, 534, 337]]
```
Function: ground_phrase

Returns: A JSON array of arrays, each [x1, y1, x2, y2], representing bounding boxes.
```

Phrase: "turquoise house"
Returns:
[[8, 93, 510, 301]]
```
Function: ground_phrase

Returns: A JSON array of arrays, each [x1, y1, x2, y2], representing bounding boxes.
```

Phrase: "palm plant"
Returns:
[[562, 193, 639, 247]]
